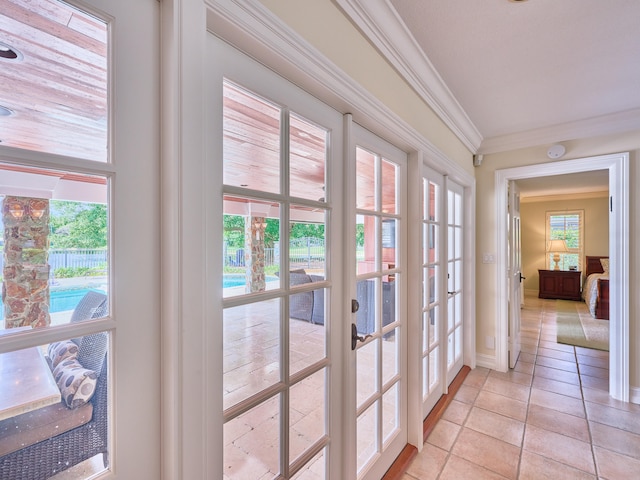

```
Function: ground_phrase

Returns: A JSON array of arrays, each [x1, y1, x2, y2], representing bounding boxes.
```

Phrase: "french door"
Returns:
[[347, 122, 407, 480], [445, 179, 465, 384], [420, 166, 445, 415], [211, 35, 344, 479]]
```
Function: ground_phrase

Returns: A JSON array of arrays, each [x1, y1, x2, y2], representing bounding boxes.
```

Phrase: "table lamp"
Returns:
[[547, 239, 568, 270]]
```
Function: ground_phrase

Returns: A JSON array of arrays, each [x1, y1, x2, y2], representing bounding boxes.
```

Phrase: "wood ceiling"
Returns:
[[0, 0, 107, 162]]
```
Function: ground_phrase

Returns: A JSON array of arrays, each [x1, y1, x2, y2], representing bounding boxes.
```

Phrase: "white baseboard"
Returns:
[[630, 385, 640, 405], [475, 353, 497, 371], [524, 288, 538, 297]]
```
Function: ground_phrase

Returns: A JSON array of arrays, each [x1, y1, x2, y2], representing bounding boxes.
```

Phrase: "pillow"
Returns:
[[53, 358, 98, 409], [600, 258, 610, 273], [47, 340, 79, 370]]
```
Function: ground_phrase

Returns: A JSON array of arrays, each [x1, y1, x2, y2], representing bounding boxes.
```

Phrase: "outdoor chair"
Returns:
[[0, 291, 109, 480]]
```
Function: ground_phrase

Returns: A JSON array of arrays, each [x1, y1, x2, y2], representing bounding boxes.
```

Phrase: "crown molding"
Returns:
[[205, 0, 474, 185], [479, 108, 640, 154], [334, 0, 482, 153]]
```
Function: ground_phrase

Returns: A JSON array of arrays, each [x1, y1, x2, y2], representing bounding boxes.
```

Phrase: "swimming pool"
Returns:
[[0, 287, 106, 318], [223, 274, 278, 288]]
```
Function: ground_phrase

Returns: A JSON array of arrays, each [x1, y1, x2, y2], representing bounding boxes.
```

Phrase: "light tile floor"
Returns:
[[403, 294, 640, 480]]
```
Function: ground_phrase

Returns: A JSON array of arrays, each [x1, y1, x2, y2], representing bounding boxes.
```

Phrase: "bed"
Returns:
[[583, 256, 609, 320]]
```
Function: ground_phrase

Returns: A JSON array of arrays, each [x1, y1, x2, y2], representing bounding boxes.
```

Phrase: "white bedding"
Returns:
[[582, 273, 608, 317]]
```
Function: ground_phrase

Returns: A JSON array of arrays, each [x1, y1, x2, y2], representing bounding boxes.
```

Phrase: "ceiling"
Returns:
[[0, 1, 632, 199], [336, 0, 638, 195], [0, 0, 107, 162]]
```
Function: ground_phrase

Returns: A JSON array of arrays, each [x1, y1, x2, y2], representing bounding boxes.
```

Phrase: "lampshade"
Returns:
[[547, 239, 568, 253]]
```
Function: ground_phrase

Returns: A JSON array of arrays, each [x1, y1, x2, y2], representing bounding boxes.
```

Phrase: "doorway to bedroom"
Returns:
[[496, 152, 630, 402]]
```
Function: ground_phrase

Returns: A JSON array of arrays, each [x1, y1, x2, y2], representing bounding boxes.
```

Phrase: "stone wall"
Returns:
[[244, 216, 266, 293], [2, 196, 51, 328]]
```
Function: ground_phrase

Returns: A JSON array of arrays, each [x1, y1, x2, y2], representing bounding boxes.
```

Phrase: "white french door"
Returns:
[[210, 35, 345, 479], [445, 179, 465, 384], [0, 0, 160, 478], [347, 122, 407, 480], [420, 166, 445, 415]]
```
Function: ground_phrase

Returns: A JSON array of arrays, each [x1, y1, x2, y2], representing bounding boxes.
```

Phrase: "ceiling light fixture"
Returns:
[[0, 41, 22, 60]]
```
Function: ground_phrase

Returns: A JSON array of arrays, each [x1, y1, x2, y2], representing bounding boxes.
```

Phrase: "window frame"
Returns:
[[545, 210, 584, 271]]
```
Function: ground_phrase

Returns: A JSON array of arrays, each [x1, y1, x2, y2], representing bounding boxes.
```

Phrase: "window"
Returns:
[[546, 211, 584, 271], [0, 2, 111, 478]]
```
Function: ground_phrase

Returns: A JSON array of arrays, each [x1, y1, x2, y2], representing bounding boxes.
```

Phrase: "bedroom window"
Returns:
[[546, 210, 584, 271]]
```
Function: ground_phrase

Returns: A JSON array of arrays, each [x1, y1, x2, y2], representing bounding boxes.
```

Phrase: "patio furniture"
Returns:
[[288, 271, 395, 332], [0, 292, 109, 480]]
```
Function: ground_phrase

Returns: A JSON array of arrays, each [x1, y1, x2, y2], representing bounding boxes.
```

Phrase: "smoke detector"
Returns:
[[547, 144, 566, 159]]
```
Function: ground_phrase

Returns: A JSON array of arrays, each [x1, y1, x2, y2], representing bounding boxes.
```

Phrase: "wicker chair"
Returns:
[[0, 291, 109, 479]]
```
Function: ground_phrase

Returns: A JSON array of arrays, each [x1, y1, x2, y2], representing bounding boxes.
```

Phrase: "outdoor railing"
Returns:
[[0, 248, 107, 272]]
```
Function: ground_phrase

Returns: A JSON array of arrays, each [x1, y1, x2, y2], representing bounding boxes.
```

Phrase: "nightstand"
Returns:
[[538, 269, 582, 301]]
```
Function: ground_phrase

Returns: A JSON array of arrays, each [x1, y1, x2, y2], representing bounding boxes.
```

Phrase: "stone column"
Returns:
[[244, 216, 266, 293], [2, 196, 51, 328]]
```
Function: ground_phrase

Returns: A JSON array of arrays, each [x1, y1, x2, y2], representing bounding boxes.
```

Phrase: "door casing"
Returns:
[[495, 153, 629, 401]]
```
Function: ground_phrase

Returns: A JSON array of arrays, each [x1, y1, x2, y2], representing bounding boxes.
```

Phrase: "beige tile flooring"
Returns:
[[403, 294, 640, 480]]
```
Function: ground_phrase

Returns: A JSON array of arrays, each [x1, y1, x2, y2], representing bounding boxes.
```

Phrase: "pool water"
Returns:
[[223, 275, 278, 288], [0, 287, 106, 318]]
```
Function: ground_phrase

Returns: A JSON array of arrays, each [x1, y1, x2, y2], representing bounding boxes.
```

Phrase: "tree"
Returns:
[[49, 201, 107, 249]]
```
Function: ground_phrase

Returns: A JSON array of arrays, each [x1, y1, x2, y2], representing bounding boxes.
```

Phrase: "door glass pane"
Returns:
[[381, 159, 397, 214], [356, 215, 377, 275], [423, 224, 438, 264], [356, 401, 378, 473], [381, 218, 398, 268], [429, 347, 439, 391], [1, 167, 109, 331], [0, 336, 109, 478], [382, 383, 399, 446], [428, 306, 439, 348], [424, 180, 438, 222], [356, 337, 378, 405], [290, 288, 326, 375], [289, 205, 326, 279], [289, 368, 326, 461], [223, 81, 281, 193], [382, 326, 399, 386], [290, 113, 327, 202], [0, 2, 108, 162], [447, 296, 455, 331], [224, 395, 281, 479], [223, 196, 281, 298], [223, 299, 281, 410], [291, 448, 326, 479], [356, 147, 376, 211]]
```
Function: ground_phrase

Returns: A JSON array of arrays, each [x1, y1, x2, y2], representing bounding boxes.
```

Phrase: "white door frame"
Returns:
[[495, 152, 629, 402]]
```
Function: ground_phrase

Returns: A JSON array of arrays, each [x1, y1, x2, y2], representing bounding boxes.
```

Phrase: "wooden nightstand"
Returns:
[[538, 269, 582, 301]]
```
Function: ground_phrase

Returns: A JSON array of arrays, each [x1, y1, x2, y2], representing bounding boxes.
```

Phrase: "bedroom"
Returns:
[[519, 175, 610, 322]]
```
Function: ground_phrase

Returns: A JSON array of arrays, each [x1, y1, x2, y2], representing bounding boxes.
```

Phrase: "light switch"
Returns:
[[482, 253, 496, 264]]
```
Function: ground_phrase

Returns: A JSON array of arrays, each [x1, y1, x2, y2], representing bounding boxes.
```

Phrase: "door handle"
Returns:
[[519, 272, 526, 282], [351, 323, 372, 350]]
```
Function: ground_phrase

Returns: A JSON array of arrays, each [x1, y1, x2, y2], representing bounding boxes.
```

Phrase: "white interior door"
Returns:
[[347, 122, 407, 480], [445, 179, 464, 385], [508, 181, 522, 369]]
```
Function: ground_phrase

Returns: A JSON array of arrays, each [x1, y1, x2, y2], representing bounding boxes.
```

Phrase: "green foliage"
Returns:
[[223, 215, 326, 249], [356, 223, 364, 247], [49, 201, 107, 249], [54, 266, 106, 278]]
